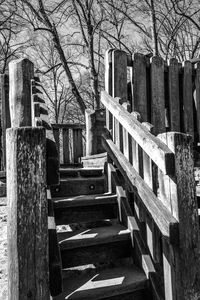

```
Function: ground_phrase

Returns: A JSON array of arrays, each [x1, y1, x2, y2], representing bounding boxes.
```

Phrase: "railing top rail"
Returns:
[[101, 90, 174, 175], [51, 123, 85, 130], [102, 132, 178, 241]]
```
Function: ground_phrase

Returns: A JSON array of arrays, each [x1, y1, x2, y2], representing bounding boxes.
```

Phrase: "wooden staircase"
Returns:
[[51, 166, 151, 300]]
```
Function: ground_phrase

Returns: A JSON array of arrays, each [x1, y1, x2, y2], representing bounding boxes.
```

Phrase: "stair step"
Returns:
[[81, 152, 107, 169], [53, 194, 117, 225], [60, 168, 103, 178], [58, 223, 130, 250], [54, 265, 148, 300], [59, 224, 131, 268], [53, 193, 117, 208], [51, 176, 105, 197]]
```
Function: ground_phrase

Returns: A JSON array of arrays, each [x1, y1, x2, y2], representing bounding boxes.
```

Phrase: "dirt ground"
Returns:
[[0, 197, 7, 300]]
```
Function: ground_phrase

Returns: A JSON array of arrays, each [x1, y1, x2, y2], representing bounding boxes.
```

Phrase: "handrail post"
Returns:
[[7, 127, 49, 300], [9, 58, 34, 127], [158, 132, 200, 300], [85, 109, 105, 156]]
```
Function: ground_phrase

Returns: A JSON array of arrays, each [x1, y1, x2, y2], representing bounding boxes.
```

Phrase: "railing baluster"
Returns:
[[63, 128, 70, 164]]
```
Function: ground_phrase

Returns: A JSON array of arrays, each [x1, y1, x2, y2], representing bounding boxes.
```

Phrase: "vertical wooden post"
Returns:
[[0, 74, 10, 170], [158, 132, 200, 300], [168, 58, 180, 131], [85, 109, 105, 156], [151, 56, 165, 135], [122, 102, 131, 160], [9, 58, 34, 127], [53, 127, 60, 156], [7, 127, 49, 300], [112, 50, 127, 101], [63, 128, 70, 164], [73, 128, 83, 163], [131, 112, 141, 172], [133, 53, 148, 121], [196, 62, 200, 142], [142, 122, 154, 189], [105, 49, 113, 133], [183, 61, 194, 137]]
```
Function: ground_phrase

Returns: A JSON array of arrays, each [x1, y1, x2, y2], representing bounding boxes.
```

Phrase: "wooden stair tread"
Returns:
[[53, 193, 117, 208], [54, 265, 148, 300], [60, 167, 103, 178], [59, 176, 104, 182], [58, 223, 130, 250]]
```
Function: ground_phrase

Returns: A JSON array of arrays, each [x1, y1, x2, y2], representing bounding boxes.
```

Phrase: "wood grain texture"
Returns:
[[183, 61, 194, 137], [102, 132, 178, 241], [9, 58, 34, 127], [7, 127, 49, 300], [0, 74, 10, 170], [112, 50, 127, 101], [62, 128, 70, 164], [195, 62, 200, 142], [133, 53, 148, 121], [168, 58, 180, 131], [150, 56, 165, 135], [101, 91, 174, 175], [105, 49, 113, 131], [159, 132, 200, 300]]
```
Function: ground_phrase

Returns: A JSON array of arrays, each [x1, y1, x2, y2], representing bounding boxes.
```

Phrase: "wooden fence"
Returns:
[[103, 49, 200, 300], [102, 90, 200, 300], [52, 123, 85, 165], [105, 49, 200, 145]]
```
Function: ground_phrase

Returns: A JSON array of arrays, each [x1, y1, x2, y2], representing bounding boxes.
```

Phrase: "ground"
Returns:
[[0, 197, 7, 300]]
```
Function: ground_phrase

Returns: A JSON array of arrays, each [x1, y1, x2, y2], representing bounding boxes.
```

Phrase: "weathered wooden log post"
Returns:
[[7, 127, 48, 300], [9, 58, 34, 127], [158, 132, 200, 300], [7, 58, 49, 299], [85, 108, 106, 156]]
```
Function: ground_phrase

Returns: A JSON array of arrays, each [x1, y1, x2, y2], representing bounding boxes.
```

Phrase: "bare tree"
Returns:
[[20, 0, 86, 114]]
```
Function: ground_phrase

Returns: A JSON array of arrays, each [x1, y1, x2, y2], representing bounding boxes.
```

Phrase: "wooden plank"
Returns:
[[142, 122, 154, 189], [105, 49, 113, 132], [73, 128, 83, 163], [7, 127, 49, 300], [112, 50, 127, 101], [150, 56, 165, 135], [195, 62, 200, 142], [133, 53, 148, 121], [131, 112, 141, 172], [122, 102, 131, 160], [102, 132, 178, 241], [158, 132, 200, 300], [9, 58, 34, 127], [76, 128, 83, 159], [53, 128, 60, 155], [62, 128, 70, 164], [101, 91, 175, 175], [0, 74, 10, 170], [183, 61, 194, 137], [168, 58, 180, 131]]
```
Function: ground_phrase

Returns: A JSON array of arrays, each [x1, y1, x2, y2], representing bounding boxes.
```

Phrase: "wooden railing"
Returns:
[[51, 123, 85, 165], [101, 90, 200, 300], [105, 49, 200, 146], [6, 58, 62, 299]]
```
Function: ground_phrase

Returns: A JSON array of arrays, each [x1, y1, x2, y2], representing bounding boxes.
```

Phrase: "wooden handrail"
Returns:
[[102, 132, 178, 242], [101, 91, 175, 175]]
